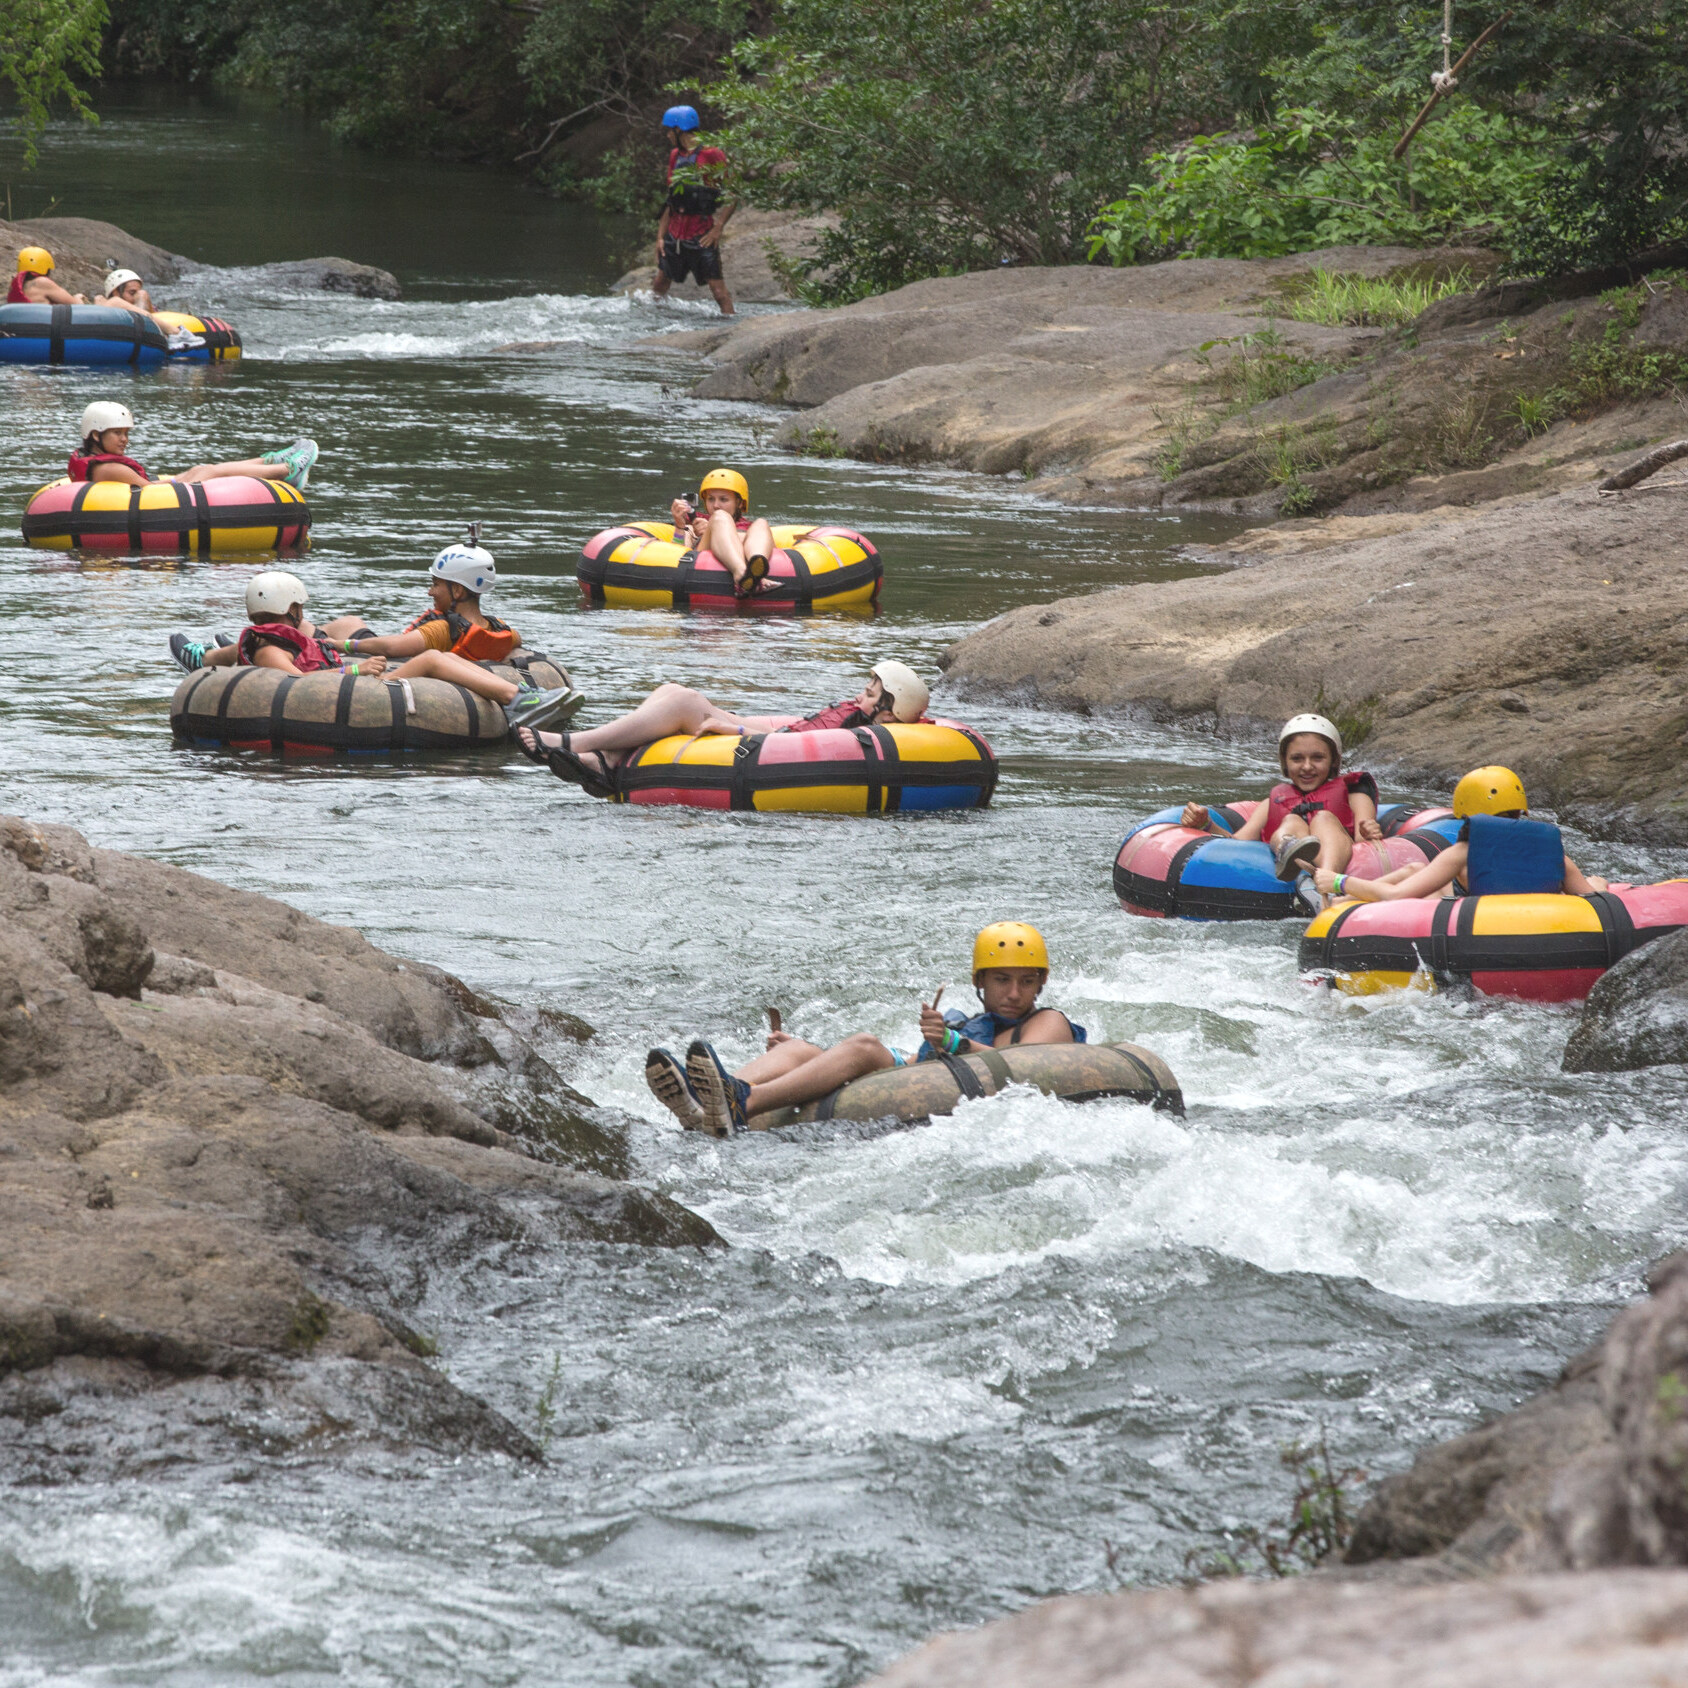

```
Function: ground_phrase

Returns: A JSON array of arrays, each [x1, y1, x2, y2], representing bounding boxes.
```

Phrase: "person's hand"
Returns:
[[690, 514, 709, 542], [72, 293, 88, 304], [1180, 802, 1208, 831], [918, 1002, 951, 1048], [669, 498, 691, 529], [1314, 867, 1341, 895], [765, 1028, 793, 1051], [699, 224, 722, 249], [1357, 816, 1384, 842], [654, 241, 665, 266], [1587, 875, 1610, 893], [694, 710, 747, 738], [359, 654, 389, 678]]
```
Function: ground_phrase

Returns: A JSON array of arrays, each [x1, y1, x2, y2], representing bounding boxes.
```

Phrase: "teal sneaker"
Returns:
[[169, 633, 207, 672], [262, 438, 319, 490]]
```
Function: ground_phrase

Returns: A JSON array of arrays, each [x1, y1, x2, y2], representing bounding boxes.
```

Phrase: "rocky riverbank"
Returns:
[[0, 815, 715, 1479], [0, 216, 400, 299], [677, 245, 1687, 518], [940, 483, 1688, 840]]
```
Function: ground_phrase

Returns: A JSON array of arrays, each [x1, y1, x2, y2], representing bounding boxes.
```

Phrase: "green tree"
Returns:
[[712, 0, 1220, 301], [2, 0, 106, 164]]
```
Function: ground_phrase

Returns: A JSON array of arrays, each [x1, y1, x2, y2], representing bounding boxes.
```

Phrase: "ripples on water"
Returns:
[[4, 89, 1688, 1688]]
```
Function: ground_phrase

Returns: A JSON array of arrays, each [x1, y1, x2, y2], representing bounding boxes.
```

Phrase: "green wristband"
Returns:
[[348, 662, 360, 676], [1333, 874, 1346, 895]]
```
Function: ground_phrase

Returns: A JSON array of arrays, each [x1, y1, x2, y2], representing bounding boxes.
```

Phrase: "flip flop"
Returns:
[[735, 553, 771, 598], [513, 725, 556, 765], [547, 739, 619, 799]]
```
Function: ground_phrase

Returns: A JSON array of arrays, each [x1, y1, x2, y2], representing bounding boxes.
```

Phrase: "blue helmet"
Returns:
[[661, 105, 701, 133]]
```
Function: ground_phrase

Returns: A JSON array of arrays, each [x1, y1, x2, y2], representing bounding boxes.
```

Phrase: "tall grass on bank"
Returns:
[[1285, 268, 1474, 328]]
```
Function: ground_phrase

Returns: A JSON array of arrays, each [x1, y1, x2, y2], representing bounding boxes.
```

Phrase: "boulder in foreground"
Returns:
[[1563, 928, 1688, 1073]]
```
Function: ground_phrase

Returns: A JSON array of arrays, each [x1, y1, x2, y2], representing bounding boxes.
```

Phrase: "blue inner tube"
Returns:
[[1113, 803, 1465, 922], [0, 303, 168, 369]]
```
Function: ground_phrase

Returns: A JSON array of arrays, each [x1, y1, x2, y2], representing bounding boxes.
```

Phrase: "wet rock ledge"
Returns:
[[0, 815, 715, 1477], [941, 483, 1688, 842]]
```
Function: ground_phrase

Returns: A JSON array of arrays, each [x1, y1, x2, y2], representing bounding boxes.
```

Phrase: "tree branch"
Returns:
[[1599, 438, 1688, 491]]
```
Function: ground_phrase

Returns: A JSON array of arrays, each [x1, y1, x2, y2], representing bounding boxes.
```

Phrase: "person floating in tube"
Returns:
[[514, 658, 930, 797], [196, 570, 576, 736], [92, 267, 203, 349], [1311, 766, 1609, 903], [667, 467, 776, 597], [69, 401, 318, 491], [650, 105, 734, 316], [643, 923, 1086, 1137], [9, 246, 87, 305], [1180, 712, 1383, 895], [171, 536, 529, 675]]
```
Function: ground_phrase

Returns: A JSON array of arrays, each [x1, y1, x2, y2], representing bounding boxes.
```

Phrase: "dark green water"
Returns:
[[2, 85, 1686, 1688]]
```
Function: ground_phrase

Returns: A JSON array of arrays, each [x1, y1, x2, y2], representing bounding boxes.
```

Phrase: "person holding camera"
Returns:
[[668, 467, 773, 596], [651, 105, 735, 316]]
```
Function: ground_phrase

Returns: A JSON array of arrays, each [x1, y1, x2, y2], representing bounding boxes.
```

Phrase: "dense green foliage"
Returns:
[[1, 0, 106, 163], [709, 0, 1212, 300]]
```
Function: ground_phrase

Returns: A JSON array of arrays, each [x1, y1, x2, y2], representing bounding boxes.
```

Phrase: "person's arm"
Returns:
[[31, 277, 87, 305], [1011, 1008, 1076, 1046], [1350, 790, 1384, 842], [250, 644, 304, 675], [1564, 857, 1610, 895], [88, 461, 148, 485], [1230, 802, 1269, 842], [918, 1002, 971, 1053], [1179, 802, 1214, 832], [700, 150, 733, 246], [346, 630, 430, 659], [655, 205, 671, 260], [1317, 844, 1467, 903]]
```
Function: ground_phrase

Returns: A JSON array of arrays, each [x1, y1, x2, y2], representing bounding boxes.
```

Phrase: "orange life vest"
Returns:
[[404, 608, 518, 662]]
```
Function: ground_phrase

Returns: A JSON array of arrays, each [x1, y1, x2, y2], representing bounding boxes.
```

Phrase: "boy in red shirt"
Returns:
[[651, 106, 735, 316]]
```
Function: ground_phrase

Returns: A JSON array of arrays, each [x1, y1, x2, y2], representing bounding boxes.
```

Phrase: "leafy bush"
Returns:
[[2, 0, 106, 163], [1088, 104, 1549, 265]]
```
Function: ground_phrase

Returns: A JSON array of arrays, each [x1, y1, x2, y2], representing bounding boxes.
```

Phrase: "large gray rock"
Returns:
[[1563, 928, 1688, 1072], [216, 256, 401, 298], [939, 485, 1688, 840], [612, 206, 835, 304], [864, 1570, 1688, 1688], [0, 216, 188, 297], [0, 814, 717, 1471]]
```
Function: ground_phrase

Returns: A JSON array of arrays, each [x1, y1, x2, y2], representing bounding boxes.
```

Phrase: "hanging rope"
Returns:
[[1393, 9, 1513, 159], [1430, 0, 1459, 92]]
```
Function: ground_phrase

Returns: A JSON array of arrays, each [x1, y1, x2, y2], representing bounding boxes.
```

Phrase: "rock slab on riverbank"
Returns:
[[941, 485, 1688, 840], [0, 815, 715, 1478], [864, 1569, 1688, 1687]]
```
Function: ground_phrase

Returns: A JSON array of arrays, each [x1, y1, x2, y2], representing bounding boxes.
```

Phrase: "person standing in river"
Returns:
[[650, 105, 735, 316]]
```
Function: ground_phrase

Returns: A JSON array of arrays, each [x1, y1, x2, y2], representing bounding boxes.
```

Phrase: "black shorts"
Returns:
[[659, 237, 723, 285]]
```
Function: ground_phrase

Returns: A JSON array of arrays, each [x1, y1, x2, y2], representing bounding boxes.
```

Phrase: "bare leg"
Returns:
[[566, 682, 748, 759], [738, 1033, 896, 1122], [743, 517, 772, 563], [705, 509, 748, 586], [651, 269, 672, 298], [706, 276, 735, 317], [319, 615, 371, 640], [388, 649, 520, 704], [174, 459, 287, 484], [1308, 810, 1355, 874], [204, 645, 238, 668]]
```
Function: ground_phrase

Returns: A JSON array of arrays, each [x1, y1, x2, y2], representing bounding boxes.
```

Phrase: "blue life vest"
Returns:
[[1462, 813, 1565, 896], [920, 1005, 1087, 1059]]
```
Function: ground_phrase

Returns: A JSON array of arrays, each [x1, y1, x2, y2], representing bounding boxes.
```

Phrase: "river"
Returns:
[[4, 85, 1688, 1688]]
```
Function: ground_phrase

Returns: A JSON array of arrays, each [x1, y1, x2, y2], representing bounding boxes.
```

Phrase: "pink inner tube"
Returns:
[[22, 475, 310, 555]]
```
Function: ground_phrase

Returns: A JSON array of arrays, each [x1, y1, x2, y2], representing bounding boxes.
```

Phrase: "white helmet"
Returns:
[[104, 269, 143, 291], [79, 401, 135, 439], [1279, 712, 1343, 757], [430, 543, 496, 596], [870, 660, 930, 723], [246, 571, 309, 620]]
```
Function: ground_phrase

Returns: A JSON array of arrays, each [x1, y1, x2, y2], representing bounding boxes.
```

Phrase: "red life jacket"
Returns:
[[403, 608, 518, 662], [780, 700, 934, 735], [7, 273, 39, 304], [68, 450, 151, 483], [236, 620, 341, 673], [1262, 770, 1378, 840]]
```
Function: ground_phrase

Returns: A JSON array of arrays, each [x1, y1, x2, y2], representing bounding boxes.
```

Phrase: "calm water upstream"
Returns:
[[5, 87, 1688, 1688]]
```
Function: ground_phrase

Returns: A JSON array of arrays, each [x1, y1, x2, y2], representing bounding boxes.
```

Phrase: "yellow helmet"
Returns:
[[972, 922, 1050, 977], [699, 467, 749, 512], [16, 246, 52, 274], [1453, 765, 1527, 818]]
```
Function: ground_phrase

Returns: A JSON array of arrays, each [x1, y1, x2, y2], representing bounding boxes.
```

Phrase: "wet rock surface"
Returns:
[[1341, 1251, 1688, 1577], [940, 487, 1688, 840], [0, 216, 188, 296], [0, 815, 717, 1474], [613, 206, 835, 305], [218, 256, 402, 299], [863, 1569, 1688, 1687], [1564, 928, 1688, 1073]]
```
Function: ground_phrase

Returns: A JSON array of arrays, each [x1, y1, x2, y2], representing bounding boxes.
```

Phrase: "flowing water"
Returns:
[[5, 86, 1688, 1688]]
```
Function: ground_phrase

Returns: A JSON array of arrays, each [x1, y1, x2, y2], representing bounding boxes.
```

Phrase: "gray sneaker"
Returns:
[[505, 686, 581, 735], [1273, 835, 1321, 882], [262, 438, 319, 490]]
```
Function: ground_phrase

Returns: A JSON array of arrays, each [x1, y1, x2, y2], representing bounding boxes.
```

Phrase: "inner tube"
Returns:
[[22, 475, 310, 555], [0, 303, 167, 368], [1114, 800, 1461, 921], [614, 719, 997, 813], [759, 1040, 1184, 1127], [1299, 880, 1688, 1002], [170, 653, 575, 756], [579, 521, 882, 614], [155, 310, 243, 363]]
